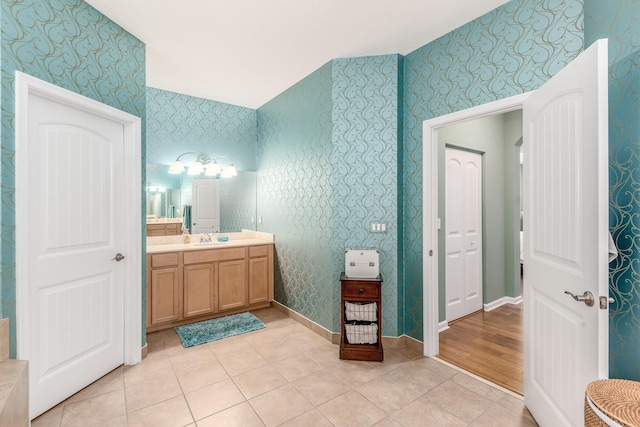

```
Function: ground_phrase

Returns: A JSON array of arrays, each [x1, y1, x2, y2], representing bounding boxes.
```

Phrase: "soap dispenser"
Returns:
[[182, 228, 191, 244]]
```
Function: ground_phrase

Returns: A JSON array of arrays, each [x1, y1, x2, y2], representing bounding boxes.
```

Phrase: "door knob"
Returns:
[[564, 290, 594, 307], [112, 253, 125, 262]]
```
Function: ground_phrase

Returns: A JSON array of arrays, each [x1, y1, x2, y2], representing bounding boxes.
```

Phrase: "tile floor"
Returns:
[[31, 307, 538, 426]]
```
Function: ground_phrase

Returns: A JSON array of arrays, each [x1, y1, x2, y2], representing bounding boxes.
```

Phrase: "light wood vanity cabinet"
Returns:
[[146, 222, 181, 236], [146, 243, 273, 332], [249, 245, 273, 305], [148, 252, 181, 325]]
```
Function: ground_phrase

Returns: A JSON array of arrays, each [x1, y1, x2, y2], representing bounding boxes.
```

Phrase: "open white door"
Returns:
[[16, 73, 142, 419], [192, 179, 221, 234], [523, 39, 609, 426]]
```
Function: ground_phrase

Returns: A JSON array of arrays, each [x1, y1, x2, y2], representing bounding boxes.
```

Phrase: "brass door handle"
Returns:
[[564, 290, 594, 307]]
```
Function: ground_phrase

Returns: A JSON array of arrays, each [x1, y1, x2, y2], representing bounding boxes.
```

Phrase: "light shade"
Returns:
[[205, 161, 221, 176], [221, 163, 237, 178], [168, 160, 184, 174], [187, 160, 204, 175]]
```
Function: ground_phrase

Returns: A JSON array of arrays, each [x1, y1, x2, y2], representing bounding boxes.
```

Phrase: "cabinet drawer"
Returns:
[[183, 247, 246, 264], [249, 245, 269, 258], [165, 223, 180, 235], [342, 281, 380, 299], [151, 252, 179, 268]]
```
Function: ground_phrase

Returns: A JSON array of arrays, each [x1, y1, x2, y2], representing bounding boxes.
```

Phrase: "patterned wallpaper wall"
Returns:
[[585, 0, 640, 380], [257, 62, 335, 331], [330, 55, 401, 335], [258, 56, 401, 335], [146, 87, 256, 170], [402, 0, 584, 339], [0, 0, 146, 356]]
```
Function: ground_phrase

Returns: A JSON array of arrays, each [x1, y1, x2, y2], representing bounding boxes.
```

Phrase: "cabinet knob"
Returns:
[[359, 288, 364, 294]]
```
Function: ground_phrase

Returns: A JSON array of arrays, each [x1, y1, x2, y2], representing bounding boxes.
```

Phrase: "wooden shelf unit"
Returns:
[[339, 273, 383, 362]]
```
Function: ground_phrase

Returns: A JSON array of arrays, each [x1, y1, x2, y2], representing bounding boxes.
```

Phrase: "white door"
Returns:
[[445, 148, 483, 322], [523, 39, 609, 427], [20, 85, 128, 418], [192, 179, 221, 234]]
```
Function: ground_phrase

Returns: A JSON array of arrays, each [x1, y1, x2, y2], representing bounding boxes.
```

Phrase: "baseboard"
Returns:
[[484, 295, 523, 312], [271, 301, 425, 353], [141, 343, 148, 360], [439, 320, 449, 333], [270, 301, 337, 344]]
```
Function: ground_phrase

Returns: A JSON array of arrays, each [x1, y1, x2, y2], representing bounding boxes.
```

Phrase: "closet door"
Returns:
[[445, 148, 483, 322]]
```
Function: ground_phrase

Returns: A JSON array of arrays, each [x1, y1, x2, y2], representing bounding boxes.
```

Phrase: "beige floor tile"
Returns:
[[412, 357, 460, 378], [365, 349, 414, 374], [495, 394, 537, 423], [272, 353, 324, 382], [249, 383, 313, 426], [279, 408, 333, 426], [185, 378, 246, 421], [123, 355, 175, 388], [356, 373, 422, 413], [91, 414, 129, 427], [232, 365, 288, 399], [303, 341, 342, 367], [207, 335, 254, 355], [170, 349, 229, 393], [125, 372, 183, 413], [215, 347, 268, 377], [326, 359, 385, 387], [292, 369, 351, 406], [64, 366, 124, 405], [59, 390, 126, 427], [31, 404, 63, 427], [424, 380, 492, 423], [391, 397, 467, 427], [318, 390, 387, 427], [451, 372, 506, 401], [385, 364, 449, 396], [196, 402, 265, 427], [252, 337, 305, 362], [373, 417, 404, 426], [470, 403, 539, 426], [128, 395, 194, 427]]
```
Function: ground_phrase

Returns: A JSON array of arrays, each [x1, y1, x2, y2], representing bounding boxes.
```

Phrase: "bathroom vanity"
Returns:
[[146, 231, 274, 332]]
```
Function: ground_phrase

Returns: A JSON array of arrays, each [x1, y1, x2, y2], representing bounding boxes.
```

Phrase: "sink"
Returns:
[[193, 242, 227, 246]]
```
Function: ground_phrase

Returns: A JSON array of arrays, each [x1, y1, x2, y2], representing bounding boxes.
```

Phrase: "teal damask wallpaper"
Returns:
[[330, 55, 401, 334], [585, 0, 640, 379], [257, 55, 401, 335], [257, 62, 335, 330], [146, 87, 256, 170], [402, 0, 584, 339], [0, 0, 146, 356]]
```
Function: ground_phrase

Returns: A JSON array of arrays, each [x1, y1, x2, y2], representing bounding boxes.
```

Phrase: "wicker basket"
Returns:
[[585, 379, 640, 427]]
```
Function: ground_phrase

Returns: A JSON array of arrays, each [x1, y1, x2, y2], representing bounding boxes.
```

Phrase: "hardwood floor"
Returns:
[[438, 303, 524, 395]]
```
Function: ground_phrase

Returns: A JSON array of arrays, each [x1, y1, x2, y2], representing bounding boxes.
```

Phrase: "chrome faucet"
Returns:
[[200, 233, 212, 243]]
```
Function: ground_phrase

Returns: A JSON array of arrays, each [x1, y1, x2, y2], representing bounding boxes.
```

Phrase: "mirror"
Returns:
[[146, 162, 257, 233]]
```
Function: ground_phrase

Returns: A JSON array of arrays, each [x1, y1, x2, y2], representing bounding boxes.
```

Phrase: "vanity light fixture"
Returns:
[[146, 183, 166, 192], [168, 152, 236, 178]]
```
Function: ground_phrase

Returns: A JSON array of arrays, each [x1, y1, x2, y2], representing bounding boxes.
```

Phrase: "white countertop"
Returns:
[[146, 230, 274, 254]]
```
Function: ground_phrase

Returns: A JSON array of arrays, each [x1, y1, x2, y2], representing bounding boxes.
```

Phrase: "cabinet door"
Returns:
[[150, 267, 180, 324], [249, 256, 269, 305], [218, 259, 246, 311], [184, 263, 216, 318]]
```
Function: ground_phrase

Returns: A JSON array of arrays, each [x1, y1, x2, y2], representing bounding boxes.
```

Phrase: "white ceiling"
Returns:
[[85, 0, 508, 109]]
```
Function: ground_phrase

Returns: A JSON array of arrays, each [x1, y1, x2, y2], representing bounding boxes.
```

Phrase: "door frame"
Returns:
[[14, 71, 142, 365], [422, 92, 532, 356]]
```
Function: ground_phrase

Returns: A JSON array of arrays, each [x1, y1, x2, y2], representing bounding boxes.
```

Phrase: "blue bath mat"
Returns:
[[174, 312, 265, 348]]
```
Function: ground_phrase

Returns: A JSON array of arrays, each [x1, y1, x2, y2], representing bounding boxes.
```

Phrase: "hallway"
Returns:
[[438, 303, 524, 395]]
